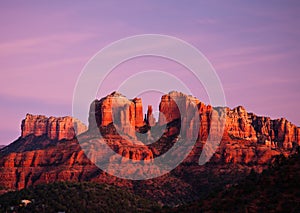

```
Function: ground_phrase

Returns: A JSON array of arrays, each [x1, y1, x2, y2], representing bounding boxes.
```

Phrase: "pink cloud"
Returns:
[[0, 33, 96, 56]]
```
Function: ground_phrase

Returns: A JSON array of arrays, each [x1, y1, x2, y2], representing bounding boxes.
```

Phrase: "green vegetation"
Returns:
[[170, 151, 300, 212], [0, 182, 160, 213]]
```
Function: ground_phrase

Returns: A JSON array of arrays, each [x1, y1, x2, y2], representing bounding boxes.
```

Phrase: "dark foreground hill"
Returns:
[[0, 182, 160, 213], [170, 150, 300, 212]]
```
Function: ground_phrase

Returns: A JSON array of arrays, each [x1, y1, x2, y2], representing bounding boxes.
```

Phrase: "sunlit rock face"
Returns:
[[0, 90, 299, 204], [21, 114, 87, 140], [224, 106, 300, 149], [88, 92, 145, 138]]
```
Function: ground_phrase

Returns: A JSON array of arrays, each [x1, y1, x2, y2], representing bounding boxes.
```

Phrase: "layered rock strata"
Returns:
[[21, 114, 87, 140], [0, 91, 299, 194]]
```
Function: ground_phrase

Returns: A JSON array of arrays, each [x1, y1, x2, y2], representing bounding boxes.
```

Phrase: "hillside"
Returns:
[[0, 182, 160, 213], [171, 150, 300, 212], [2, 152, 300, 212]]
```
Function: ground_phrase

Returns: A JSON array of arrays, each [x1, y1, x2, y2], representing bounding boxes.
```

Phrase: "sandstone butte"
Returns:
[[0, 91, 299, 205], [21, 114, 87, 141]]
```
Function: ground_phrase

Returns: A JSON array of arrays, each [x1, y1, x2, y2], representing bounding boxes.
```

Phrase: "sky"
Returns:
[[0, 1, 299, 145]]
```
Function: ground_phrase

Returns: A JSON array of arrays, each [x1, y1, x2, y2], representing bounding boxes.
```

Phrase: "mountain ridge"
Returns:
[[0, 91, 299, 206]]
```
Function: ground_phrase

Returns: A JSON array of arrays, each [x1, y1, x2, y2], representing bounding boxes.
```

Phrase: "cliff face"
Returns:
[[21, 114, 87, 141], [223, 106, 300, 149], [85, 91, 300, 167], [0, 91, 299, 204], [90, 91, 300, 150], [88, 92, 145, 138], [0, 141, 91, 189], [149, 92, 299, 165]]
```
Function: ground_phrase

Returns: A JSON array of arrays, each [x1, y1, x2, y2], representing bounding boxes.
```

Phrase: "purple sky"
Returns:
[[0, 1, 300, 145]]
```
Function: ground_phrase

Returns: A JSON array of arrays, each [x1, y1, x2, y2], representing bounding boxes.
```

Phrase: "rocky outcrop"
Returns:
[[87, 91, 300, 160], [0, 140, 94, 189], [150, 91, 300, 166], [0, 91, 299, 202], [21, 114, 87, 140], [223, 107, 300, 149], [18, 92, 300, 164], [145, 105, 156, 126], [88, 92, 146, 138], [157, 91, 200, 139], [224, 106, 257, 140], [133, 98, 144, 127]]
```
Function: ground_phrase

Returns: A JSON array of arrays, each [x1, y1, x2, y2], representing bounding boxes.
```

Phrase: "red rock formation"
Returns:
[[275, 118, 299, 149], [21, 114, 48, 138], [158, 91, 200, 138], [133, 98, 144, 127], [89, 91, 300, 158], [158, 93, 181, 125], [93, 92, 135, 127], [224, 106, 257, 140], [21, 114, 87, 140], [1, 91, 300, 198], [155, 92, 300, 166], [297, 127, 300, 146], [0, 140, 94, 189], [199, 105, 300, 150], [88, 92, 147, 137], [17, 92, 300, 167], [146, 105, 156, 126], [197, 102, 213, 142]]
